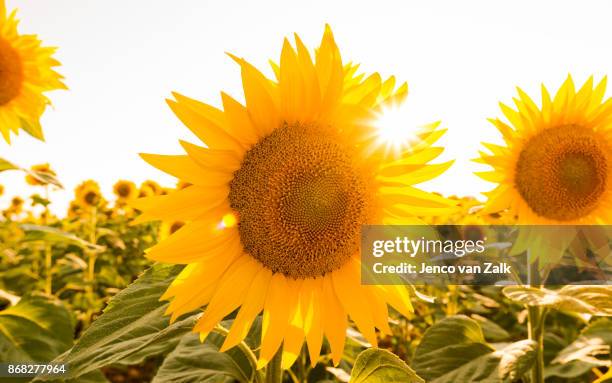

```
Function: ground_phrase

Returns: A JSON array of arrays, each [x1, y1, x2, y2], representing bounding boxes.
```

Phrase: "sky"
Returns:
[[2, 0, 612, 215]]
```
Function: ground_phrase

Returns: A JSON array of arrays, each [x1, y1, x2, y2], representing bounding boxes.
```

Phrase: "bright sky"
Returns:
[[2, 0, 612, 216]]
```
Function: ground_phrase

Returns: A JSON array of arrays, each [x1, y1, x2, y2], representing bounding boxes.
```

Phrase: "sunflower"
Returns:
[[138, 180, 165, 197], [66, 200, 82, 219], [75, 180, 103, 208], [113, 180, 138, 201], [0, 0, 66, 143], [4, 195, 23, 217], [477, 76, 612, 224], [24, 163, 56, 186], [159, 220, 185, 241], [134, 26, 454, 369], [477, 76, 612, 266]]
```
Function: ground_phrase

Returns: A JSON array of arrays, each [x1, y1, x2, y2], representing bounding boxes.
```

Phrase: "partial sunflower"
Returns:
[[66, 200, 82, 219], [75, 180, 103, 208], [134, 26, 454, 369], [138, 180, 165, 197], [0, 1, 66, 143], [113, 180, 138, 201], [24, 163, 56, 186], [477, 76, 612, 265]]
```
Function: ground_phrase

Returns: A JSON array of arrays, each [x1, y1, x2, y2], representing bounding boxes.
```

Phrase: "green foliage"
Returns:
[[41, 264, 261, 383], [0, 294, 73, 362], [413, 315, 537, 382], [349, 348, 424, 383], [503, 285, 612, 316], [1, 191, 611, 383]]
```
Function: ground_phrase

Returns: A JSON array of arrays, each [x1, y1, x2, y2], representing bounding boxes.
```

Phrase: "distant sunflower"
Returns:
[[66, 200, 82, 219], [0, 0, 66, 143], [75, 180, 103, 208], [24, 163, 55, 186], [477, 75, 612, 224], [113, 180, 137, 201], [134, 26, 453, 369], [138, 180, 165, 197], [5, 196, 23, 215]]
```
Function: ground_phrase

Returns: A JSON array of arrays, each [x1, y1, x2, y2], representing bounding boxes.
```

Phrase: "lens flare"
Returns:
[[372, 104, 421, 156]]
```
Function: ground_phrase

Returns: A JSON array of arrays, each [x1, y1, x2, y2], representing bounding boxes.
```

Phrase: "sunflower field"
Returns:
[[0, 1, 611, 383]]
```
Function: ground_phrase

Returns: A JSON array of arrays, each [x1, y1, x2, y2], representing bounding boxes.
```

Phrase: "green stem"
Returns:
[[213, 324, 263, 383], [42, 189, 53, 295], [527, 254, 545, 383], [265, 347, 283, 383], [84, 207, 98, 326], [528, 306, 545, 383], [44, 245, 52, 295]]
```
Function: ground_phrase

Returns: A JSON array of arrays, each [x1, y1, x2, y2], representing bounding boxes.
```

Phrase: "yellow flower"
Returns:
[[66, 200, 82, 219], [4, 196, 23, 217], [25, 163, 56, 186], [0, 184, 4, 196], [134, 26, 453, 369], [113, 180, 138, 201], [75, 180, 103, 208], [0, 1, 66, 143], [477, 75, 612, 224], [138, 180, 164, 197], [159, 220, 185, 241]]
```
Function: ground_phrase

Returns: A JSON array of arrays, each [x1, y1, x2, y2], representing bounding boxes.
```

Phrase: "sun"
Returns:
[[477, 75, 612, 225], [371, 103, 431, 157], [134, 25, 454, 369], [0, 1, 66, 143]]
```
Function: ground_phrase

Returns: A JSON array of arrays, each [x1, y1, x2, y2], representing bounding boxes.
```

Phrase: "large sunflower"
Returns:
[[477, 76, 612, 224], [134, 26, 454, 369], [0, 0, 65, 143]]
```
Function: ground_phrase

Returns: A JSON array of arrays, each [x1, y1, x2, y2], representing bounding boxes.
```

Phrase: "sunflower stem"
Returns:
[[84, 206, 98, 327], [212, 324, 263, 383], [43, 185, 53, 295], [527, 255, 545, 383], [265, 348, 283, 383]]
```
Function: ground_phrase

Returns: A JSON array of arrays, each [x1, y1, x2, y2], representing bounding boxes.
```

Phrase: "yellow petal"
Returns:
[[193, 256, 258, 334], [332, 258, 377, 347], [221, 267, 273, 351], [321, 276, 347, 366], [257, 273, 292, 369], [166, 95, 243, 152]]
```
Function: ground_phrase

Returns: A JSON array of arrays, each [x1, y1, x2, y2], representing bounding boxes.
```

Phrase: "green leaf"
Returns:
[[0, 157, 19, 172], [552, 318, 612, 365], [151, 333, 251, 383], [349, 348, 424, 383], [413, 315, 537, 383], [0, 294, 73, 362], [503, 285, 612, 316], [20, 224, 105, 252], [545, 318, 612, 379], [471, 314, 511, 342], [44, 264, 193, 380], [23, 168, 63, 189], [0, 157, 62, 188]]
